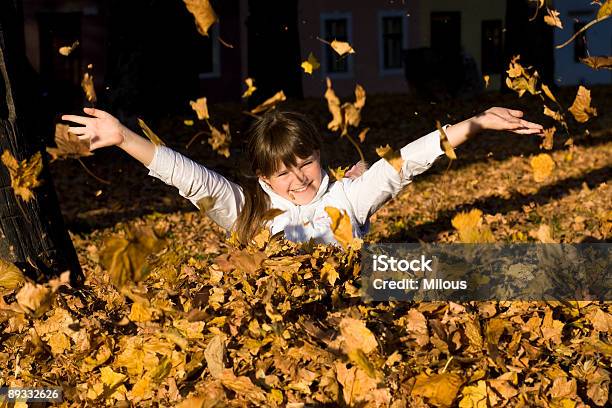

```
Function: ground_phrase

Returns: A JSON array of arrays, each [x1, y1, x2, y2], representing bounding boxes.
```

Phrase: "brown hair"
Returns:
[[233, 110, 323, 244]]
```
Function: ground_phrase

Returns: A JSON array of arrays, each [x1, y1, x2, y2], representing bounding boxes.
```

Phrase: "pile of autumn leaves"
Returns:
[[1, 223, 611, 407]]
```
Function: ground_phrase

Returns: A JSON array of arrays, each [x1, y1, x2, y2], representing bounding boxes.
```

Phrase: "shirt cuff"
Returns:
[[146, 144, 163, 177], [399, 126, 446, 175]]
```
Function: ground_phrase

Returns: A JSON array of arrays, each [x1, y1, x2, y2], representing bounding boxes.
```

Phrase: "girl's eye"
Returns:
[[301, 161, 312, 167], [277, 171, 288, 177]]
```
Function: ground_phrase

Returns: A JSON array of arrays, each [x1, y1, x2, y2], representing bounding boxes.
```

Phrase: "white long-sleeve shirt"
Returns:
[[145, 128, 445, 245]]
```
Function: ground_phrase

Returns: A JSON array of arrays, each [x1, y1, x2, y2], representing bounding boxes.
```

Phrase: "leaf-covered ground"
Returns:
[[1, 88, 611, 407]]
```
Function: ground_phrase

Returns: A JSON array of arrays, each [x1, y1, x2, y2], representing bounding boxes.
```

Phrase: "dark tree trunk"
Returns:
[[247, 0, 303, 107], [0, 0, 84, 285], [505, 0, 555, 85]]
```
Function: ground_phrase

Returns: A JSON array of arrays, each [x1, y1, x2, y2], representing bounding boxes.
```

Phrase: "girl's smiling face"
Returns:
[[260, 150, 323, 205]]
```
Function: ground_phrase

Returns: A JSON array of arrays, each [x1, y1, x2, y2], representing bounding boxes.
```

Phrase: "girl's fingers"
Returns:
[[62, 115, 92, 125], [509, 109, 524, 118], [519, 119, 543, 129], [69, 126, 88, 135], [77, 135, 90, 140], [83, 107, 108, 118]]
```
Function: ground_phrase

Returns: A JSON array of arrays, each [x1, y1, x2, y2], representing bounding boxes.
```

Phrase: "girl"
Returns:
[[61, 107, 543, 246]]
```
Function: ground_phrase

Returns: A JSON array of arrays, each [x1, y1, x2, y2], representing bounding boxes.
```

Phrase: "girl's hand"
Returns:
[[345, 161, 368, 179], [61, 108, 127, 151], [474, 107, 544, 135]]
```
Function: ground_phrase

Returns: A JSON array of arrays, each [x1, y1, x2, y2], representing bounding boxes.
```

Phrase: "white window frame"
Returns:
[[198, 23, 221, 79], [378, 10, 408, 76], [320, 12, 354, 78]]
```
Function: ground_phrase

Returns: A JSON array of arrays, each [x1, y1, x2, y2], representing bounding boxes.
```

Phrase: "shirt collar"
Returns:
[[258, 170, 330, 210]]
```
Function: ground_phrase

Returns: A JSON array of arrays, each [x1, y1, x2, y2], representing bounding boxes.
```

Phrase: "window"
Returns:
[[196, 24, 220, 78], [379, 13, 406, 73], [573, 21, 588, 62], [321, 13, 352, 76], [481, 20, 503, 74]]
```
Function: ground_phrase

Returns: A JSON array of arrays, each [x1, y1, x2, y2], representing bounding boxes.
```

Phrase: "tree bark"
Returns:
[[0, 0, 84, 285]]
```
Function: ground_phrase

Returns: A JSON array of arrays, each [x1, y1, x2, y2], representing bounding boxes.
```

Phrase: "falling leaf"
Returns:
[[301, 52, 320, 74], [1, 150, 43, 202], [330, 39, 355, 56], [458, 380, 488, 408], [580, 56, 612, 70], [376, 144, 403, 173], [137, 118, 166, 146], [541, 84, 558, 103], [597, 0, 612, 19], [324, 206, 353, 250], [506, 55, 526, 78], [190, 97, 210, 121], [505, 56, 539, 97], [100, 226, 167, 288], [328, 166, 348, 181], [183, 0, 218, 36], [540, 126, 555, 150], [81, 72, 97, 103], [543, 105, 565, 122], [197, 196, 216, 212], [483, 75, 490, 88], [451, 209, 495, 243], [184, 119, 194, 126], [568, 85, 597, 123], [208, 122, 231, 158], [530, 153, 555, 182], [58, 40, 79, 56], [242, 78, 257, 98], [0, 258, 24, 289], [358, 127, 369, 143], [250, 90, 286, 114], [46, 124, 93, 161], [437, 120, 457, 159], [324, 78, 343, 131], [411, 372, 463, 407], [544, 9, 563, 28]]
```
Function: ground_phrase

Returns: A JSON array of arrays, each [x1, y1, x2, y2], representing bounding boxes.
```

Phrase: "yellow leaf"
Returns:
[[330, 39, 355, 56], [458, 380, 488, 408], [327, 166, 348, 182], [208, 122, 231, 158], [137, 118, 166, 146], [506, 55, 525, 78], [483, 75, 490, 88], [1, 150, 43, 202], [541, 126, 555, 150], [580, 56, 612, 70], [320, 261, 339, 285], [219, 369, 267, 405], [335, 362, 389, 406], [47, 332, 71, 355], [81, 72, 97, 103], [0, 258, 24, 289], [324, 206, 353, 250], [301, 52, 320, 74], [543, 105, 565, 122], [451, 209, 495, 243], [411, 372, 464, 407], [250, 90, 286, 114], [129, 302, 153, 323], [376, 144, 403, 173], [339, 317, 378, 354], [437, 120, 457, 159], [530, 153, 555, 182], [184, 119, 194, 126], [568, 85, 597, 123], [58, 40, 79, 56], [189, 97, 209, 120], [99, 366, 127, 399], [324, 77, 343, 131], [544, 9, 563, 28], [358, 127, 369, 143], [597, 0, 612, 19], [183, 0, 218, 36], [242, 77, 257, 98]]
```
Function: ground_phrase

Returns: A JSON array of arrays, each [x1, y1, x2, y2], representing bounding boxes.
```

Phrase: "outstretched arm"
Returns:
[[345, 107, 544, 226], [62, 107, 156, 166]]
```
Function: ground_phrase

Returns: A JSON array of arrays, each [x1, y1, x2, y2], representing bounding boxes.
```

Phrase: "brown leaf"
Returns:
[[137, 118, 166, 146], [540, 126, 555, 150], [218, 369, 267, 404], [1, 150, 43, 202], [208, 122, 231, 158], [58, 40, 79, 56], [47, 123, 93, 161], [330, 39, 355, 56], [543, 9, 563, 28], [0, 258, 24, 290], [335, 362, 390, 406], [580, 56, 612, 70], [458, 380, 488, 408], [339, 317, 378, 354], [437, 120, 457, 159], [204, 334, 227, 379], [16, 282, 53, 317], [597, 0, 612, 19], [324, 78, 343, 131], [196, 196, 216, 212], [250, 90, 286, 114], [568, 85, 597, 123], [541, 84, 558, 103], [358, 127, 369, 143], [183, 0, 218, 36], [324, 206, 354, 250]]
